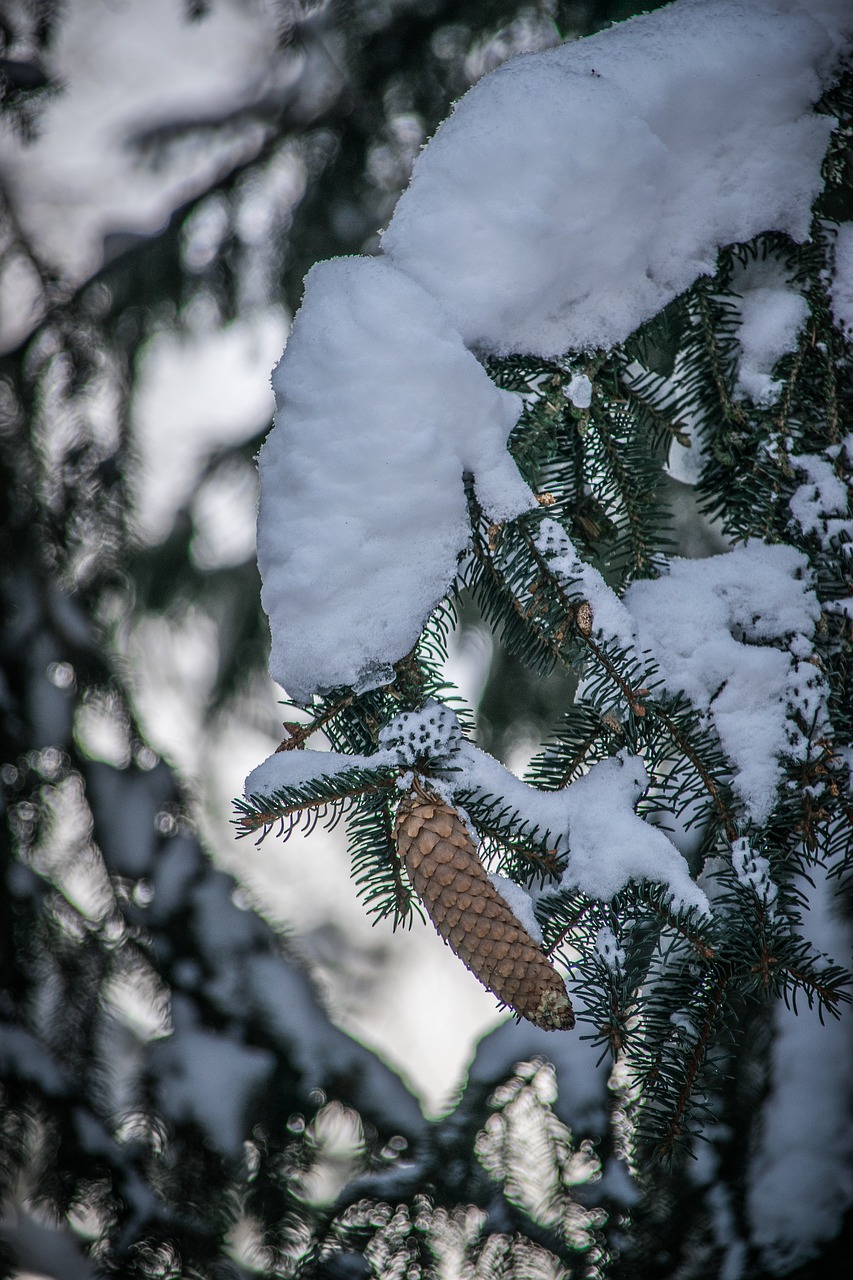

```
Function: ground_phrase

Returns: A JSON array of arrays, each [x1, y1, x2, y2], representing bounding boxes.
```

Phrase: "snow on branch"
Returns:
[[536, 523, 826, 826], [383, 0, 851, 356], [242, 706, 708, 918], [257, 0, 852, 706], [625, 541, 827, 824], [257, 258, 533, 702]]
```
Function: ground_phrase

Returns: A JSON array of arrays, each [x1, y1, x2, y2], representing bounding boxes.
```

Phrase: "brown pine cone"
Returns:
[[395, 781, 574, 1031]]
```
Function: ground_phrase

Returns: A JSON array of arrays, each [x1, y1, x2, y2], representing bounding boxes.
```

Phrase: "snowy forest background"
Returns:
[[1, 1, 852, 1279]]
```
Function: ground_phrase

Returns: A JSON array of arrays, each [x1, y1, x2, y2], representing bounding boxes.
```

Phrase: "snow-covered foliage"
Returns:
[[525, 526, 828, 824], [258, 0, 852, 707], [8, 0, 851, 1273], [248, 1, 853, 1211], [728, 255, 810, 404], [625, 542, 826, 824], [378, 699, 464, 763], [382, 0, 848, 356], [245, 712, 707, 914], [257, 257, 532, 702], [788, 446, 852, 547]]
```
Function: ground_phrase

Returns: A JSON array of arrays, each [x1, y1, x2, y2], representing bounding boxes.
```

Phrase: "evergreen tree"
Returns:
[[2, 4, 852, 1280]]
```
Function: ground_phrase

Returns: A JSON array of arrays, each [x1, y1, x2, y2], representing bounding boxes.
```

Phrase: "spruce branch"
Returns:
[[586, 399, 660, 577], [653, 964, 733, 1161], [275, 693, 356, 751], [695, 281, 747, 429], [652, 705, 739, 843], [514, 516, 650, 714], [351, 789, 418, 926], [234, 768, 400, 841], [628, 883, 718, 961], [617, 372, 692, 449]]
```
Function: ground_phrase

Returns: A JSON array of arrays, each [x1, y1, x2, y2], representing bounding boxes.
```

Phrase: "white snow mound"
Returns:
[[382, 0, 847, 356], [257, 256, 533, 702]]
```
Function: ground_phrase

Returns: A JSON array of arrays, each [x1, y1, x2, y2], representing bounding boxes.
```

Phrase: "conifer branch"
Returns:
[[542, 904, 596, 959], [588, 406, 656, 575], [654, 965, 732, 1160], [276, 693, 356, 751], [235, 772, 399, 840], [652, 706, 739, 842], [629, 884, 717, 960], [772, 320, 814, 436], [618, 375, 692, 447], [695, 283, 747, 428], [552, 728, 612, 789], [516, 520, 649, 713]]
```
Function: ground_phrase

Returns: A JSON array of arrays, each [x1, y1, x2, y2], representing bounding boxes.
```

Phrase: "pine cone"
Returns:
[[395, 782, 574, 1031]]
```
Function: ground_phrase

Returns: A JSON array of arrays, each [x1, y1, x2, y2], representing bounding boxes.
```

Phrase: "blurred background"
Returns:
[[0, 0, 659, 1117]]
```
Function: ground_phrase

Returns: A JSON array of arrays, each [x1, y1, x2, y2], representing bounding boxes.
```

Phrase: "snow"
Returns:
[[565, 373, 592, 410], [453, 740, 708, 913], [244, 744, 399, 800], [488, 873, 543, 943], [378, 699, 463, 764], [830, 222, 853, 337], [788, 450, 851, 548], [257, 256, 533, 703], [534, 518, 637, 652], [747, 867, 853, 1271], [542, 752, 708, 911], [530, 530, 825, 826], [246, 720, 708, 914], [729, 255, 809, 405], [625, 541, 825, 824], [382, 0, 849, 356], [730, 837, 777, 909]]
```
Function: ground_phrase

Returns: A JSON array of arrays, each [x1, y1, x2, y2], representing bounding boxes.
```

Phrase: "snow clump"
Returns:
[[382, 0, 850, 355], [452, 742, 710, 914], [257, 257, 533, 702], [830, 221, 853, 337], [729, 254, 809, 405], [565, 372, 593, 409], [378, 700, 463, 765], [625, 541, 825, 824], [788, 450, 851, 548]]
